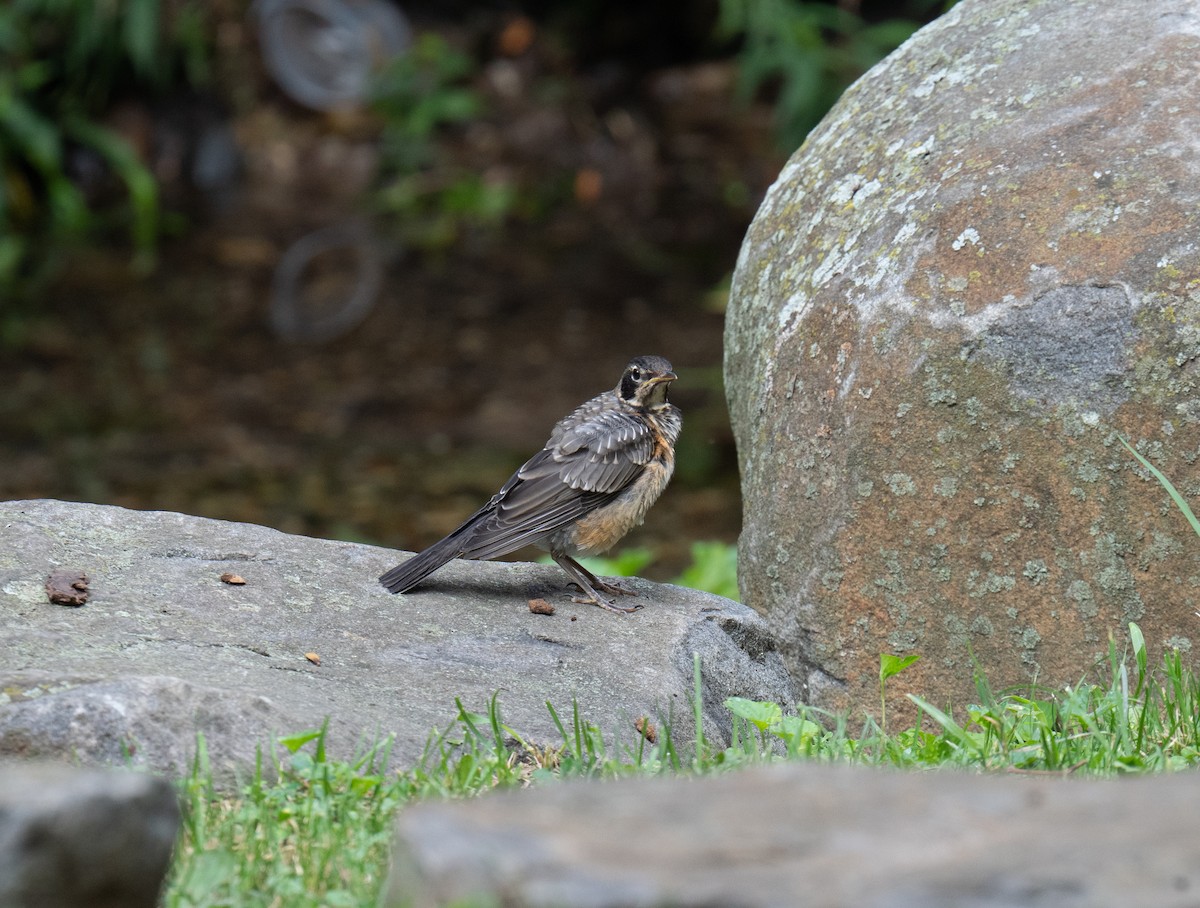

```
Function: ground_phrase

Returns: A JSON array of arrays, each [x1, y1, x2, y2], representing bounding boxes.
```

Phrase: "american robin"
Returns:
[[379, 355, 681, 613]]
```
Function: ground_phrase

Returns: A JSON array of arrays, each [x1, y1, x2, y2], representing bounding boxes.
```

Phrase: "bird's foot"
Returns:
[[555, 554, 644, 614], [571, 592, 644, 613], [568, 577, 641, 611], [593, 576, 639, 597]]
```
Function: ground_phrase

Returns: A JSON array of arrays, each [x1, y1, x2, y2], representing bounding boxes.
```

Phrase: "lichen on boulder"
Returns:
[[726, 0, 1200, 717]]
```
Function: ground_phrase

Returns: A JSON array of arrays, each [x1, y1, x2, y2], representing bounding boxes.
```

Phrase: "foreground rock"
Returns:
[[387, 763, 1199, 908], [725, 0, 1200, 717], [0, 500, 793, 780], [0, 761, 178, 908]]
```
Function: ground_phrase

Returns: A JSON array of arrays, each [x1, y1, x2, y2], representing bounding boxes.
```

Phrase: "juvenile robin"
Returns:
[[379, 355, 681, 613]]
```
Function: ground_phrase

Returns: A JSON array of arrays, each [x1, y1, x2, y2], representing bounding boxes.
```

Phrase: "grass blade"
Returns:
[[1119, 435, 1200, 538]]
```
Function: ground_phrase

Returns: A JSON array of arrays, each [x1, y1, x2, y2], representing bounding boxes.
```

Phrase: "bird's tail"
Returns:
[[379, 534, 465, 593]]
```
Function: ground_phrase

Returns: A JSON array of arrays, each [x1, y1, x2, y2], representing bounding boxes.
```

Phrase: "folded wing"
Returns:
[[459, 405, 655, 560]]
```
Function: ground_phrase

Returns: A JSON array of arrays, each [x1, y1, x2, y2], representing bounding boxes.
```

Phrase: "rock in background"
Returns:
[[725, 0, 1200, 716], [0, 500, 793, 780], [386, 762, 1200, 908], [0, 761, 179, 908]]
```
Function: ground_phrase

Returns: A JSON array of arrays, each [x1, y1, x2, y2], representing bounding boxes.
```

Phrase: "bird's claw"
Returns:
[[594, 577, 638, 596], [571, 594, 643, 614], [568, 576, 641, 612]]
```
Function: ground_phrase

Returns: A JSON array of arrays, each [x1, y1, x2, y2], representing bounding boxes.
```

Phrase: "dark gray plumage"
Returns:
[[378, 356, 681, 612]]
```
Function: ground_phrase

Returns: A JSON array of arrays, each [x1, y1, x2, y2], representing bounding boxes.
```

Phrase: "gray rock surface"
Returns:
[[386, 763, 1200, 908], [0, 761, 179, 908], [725, 0, 1200, 719], [0, 499, 794, 780]]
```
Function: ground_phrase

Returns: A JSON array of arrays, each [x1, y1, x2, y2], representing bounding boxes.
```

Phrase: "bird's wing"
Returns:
[[458, 405, 656, 560]]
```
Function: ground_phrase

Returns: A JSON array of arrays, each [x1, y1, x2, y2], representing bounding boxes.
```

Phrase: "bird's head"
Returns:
[[619, 355, 677, 409]]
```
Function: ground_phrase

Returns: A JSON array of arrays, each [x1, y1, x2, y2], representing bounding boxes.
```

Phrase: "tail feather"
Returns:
[[379, 482, 516, 594], [379, 535, 464, 593], [380, 505, 496, 594]]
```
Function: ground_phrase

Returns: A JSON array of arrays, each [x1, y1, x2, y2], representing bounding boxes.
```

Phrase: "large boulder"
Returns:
[[386, 762, 1200, 907], [726, 0, 1200, 716], [0, 500, 793, 780]]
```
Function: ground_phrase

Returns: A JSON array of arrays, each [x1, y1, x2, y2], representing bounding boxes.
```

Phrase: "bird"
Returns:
[[379, 355, 682, 613]]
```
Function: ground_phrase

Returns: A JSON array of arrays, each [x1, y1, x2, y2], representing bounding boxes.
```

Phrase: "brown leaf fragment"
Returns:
[[305, 652, 321, 666], [220, 572, 246, 585], [497, 15, 536, 57], [635, 716, 658, 744], [45, 570, 89, 606], [528, 598, 555, 616], [574, 167, 603, 206]]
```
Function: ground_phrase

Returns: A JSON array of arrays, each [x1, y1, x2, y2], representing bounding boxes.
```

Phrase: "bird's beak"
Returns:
[[652, 370, 678, 384]]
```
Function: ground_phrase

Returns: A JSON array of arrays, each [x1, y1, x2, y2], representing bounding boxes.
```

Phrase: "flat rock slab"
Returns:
[[0, 500, 793, 780], [388, 763, 1200, 908]]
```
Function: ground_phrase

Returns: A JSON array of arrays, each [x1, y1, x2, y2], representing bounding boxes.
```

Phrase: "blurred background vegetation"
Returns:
[[0, 0, 948, 580]]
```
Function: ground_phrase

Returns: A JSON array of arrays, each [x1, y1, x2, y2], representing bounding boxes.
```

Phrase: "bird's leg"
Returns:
[[563, 555, 640, 597], [551, 553, 643, 613]]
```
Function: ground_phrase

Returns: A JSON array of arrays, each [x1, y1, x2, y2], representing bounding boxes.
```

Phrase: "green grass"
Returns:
[[728, 626, 1200, 775], [163, 623, 1200, 907], [168, 728, 402, 907]]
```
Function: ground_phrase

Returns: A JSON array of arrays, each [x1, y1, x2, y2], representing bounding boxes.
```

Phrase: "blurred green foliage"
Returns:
[[675, 540, 740, 600], [718, 0, 951, 151], [370, 34, 481, 174], [567, 540, 740, 601], [0, 0, 209, 310], [572, 547, 657, 582], [369, 34, 516, 250]]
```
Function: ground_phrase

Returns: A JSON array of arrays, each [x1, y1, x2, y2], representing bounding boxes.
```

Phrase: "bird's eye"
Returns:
[[630, 368, 642, 381]]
